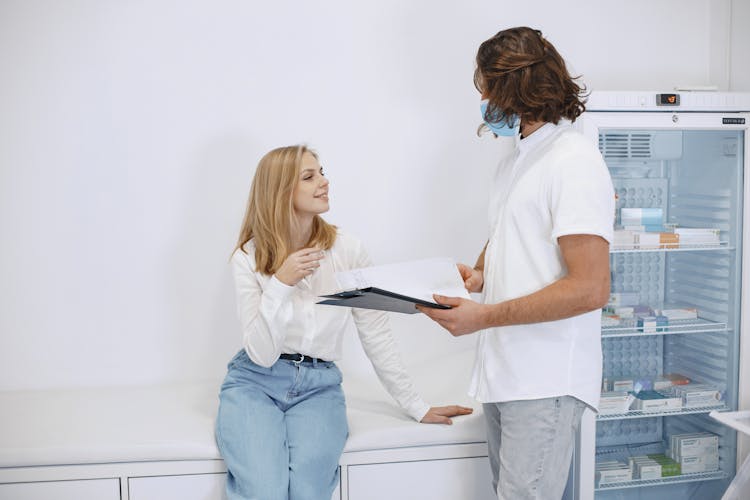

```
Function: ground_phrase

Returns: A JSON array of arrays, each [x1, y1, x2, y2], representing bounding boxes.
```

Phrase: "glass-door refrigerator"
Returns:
[[575, 91, 750, 500]]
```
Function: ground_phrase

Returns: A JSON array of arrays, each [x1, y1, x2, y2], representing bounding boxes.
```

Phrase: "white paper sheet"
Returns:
[[334, 257, 470, 303]]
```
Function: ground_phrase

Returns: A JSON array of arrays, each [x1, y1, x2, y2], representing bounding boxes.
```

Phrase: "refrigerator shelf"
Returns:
[[594, 470, 729, 491], [597, 403, 728, 421], [610, 241, 732, 253], [601, 318, 728, 338]]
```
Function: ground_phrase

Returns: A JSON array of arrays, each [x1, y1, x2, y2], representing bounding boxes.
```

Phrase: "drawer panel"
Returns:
[[128, 472, 340, 500], [347, 457, 494, 500], [0, 478, 120, 500], [129, 474, 225, 500]]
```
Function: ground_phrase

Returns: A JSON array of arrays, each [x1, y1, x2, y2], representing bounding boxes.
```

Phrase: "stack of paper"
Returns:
[[318, 257, 470, 314]]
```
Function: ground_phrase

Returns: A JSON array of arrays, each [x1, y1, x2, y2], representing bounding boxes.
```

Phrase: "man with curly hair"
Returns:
[[418, 27, 615, 500]]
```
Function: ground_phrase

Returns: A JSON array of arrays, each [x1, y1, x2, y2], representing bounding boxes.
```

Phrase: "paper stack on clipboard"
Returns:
[[317, 257, 470, 314]]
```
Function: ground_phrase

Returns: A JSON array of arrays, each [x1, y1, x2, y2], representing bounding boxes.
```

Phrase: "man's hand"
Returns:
[[457, 263, 484, 293], [416, 295, 489, 336], [420, 405, 474, 425]]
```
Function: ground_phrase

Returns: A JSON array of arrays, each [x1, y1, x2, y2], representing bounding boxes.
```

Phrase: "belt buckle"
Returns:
[[292, 354, 305, 365]]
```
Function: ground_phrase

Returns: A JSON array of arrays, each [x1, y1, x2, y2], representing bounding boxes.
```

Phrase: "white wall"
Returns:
[[1, 0, 748, 392], [730, 0, 750, 90]]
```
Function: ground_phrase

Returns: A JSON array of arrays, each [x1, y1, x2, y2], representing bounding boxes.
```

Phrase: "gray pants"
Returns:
[[483, 395, 585, 500]]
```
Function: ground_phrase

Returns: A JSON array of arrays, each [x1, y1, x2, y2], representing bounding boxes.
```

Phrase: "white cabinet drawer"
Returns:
[[347, 457, 495, 500], [0, 478, 120, 500], [128, 473, 340, 500], [129, 474, 226, 500]]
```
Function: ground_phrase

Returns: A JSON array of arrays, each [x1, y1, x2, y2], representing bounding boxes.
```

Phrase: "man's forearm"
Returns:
[[483, 275, 609, 328]]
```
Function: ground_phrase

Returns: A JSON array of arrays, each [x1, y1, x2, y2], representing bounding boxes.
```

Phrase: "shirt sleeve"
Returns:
[[231, 248, 295, 367], [548, 139, 615, 244], [345, 237, 431, 422]]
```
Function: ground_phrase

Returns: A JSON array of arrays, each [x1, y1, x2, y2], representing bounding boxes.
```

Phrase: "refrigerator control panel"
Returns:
[[656, 93, 680, 106], [587, 91, 750, 112]]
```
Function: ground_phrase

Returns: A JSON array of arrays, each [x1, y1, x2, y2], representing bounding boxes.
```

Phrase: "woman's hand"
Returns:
[[457, 263, 483, 293], [420, 405, 474, 425], [275, 247, 325, 286]]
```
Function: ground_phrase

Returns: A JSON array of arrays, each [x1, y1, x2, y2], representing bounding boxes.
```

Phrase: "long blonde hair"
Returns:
[[234, 145, 337, 275]]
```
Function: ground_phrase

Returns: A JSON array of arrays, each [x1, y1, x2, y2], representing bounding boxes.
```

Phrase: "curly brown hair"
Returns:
[[474, 27, 587, 127]]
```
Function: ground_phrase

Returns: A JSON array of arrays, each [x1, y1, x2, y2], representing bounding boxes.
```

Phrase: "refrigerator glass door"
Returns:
[[578, 111, 748, 500]]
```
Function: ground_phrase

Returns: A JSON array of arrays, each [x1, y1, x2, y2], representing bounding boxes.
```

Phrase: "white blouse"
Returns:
[[231, 229, 430, 421]]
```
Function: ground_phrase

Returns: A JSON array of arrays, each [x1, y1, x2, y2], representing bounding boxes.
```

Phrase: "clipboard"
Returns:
[[317, 287, 451, 314]]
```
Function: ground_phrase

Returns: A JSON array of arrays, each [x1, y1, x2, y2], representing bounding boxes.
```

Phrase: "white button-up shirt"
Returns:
[[469, 122, 615, 410], [231, 230, 430, 421]]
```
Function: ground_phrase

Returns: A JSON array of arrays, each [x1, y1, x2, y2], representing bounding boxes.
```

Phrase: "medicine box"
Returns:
[[670, 433, 719, 460], [632, 377, 653, 393], [602, 313, 621, 327], [674, 227, 721, 245], [599, 391, 633, 415], [680, 454, 719, 474], [637, 461, 662, 480], [659, 232, 680, 248], [663, 373, 691, 385], [635, 232, 661, 249], [631, 390, 682, 412], [669, 433, 720, 474], [596, 460, 623, 467], [621, 208, 663, 227], [595, 461, 632, 485], [653, 376, 675, 391], [628, 456, 662, 480], [604, 305, 633, 318], [655, 307, 699, 321], [613, 230, 636, 248], [608, 292, 639, 307], [612, 378, 634, 392], [636, 315, 668, 333], [670, 384, 723, 407], [623, 225, 665, 232], [653, 373, 692, 392], [646, 454, 681, 477]]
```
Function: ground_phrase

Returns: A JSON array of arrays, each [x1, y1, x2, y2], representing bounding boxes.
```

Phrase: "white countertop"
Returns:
[[0, 355, 485, 468]]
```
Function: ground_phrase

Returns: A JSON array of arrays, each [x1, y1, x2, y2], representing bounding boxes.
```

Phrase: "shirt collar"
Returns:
[[517, 121, 568, 155]]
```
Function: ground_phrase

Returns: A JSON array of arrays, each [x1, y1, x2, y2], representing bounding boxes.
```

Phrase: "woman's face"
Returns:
[[292, 152, 329, 219]]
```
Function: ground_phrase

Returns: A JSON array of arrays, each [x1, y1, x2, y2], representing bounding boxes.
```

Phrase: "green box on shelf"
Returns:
[[647, 454, 682, 477]]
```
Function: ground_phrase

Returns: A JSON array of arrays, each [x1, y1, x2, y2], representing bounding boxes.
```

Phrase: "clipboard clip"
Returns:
[[321, 289, 365, 299]]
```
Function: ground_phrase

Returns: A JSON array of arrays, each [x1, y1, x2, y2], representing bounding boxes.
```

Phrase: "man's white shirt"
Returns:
[[469, 122, 615, 410]]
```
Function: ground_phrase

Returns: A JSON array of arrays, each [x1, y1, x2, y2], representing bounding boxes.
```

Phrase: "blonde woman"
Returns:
[[215, 145, 472, 500]]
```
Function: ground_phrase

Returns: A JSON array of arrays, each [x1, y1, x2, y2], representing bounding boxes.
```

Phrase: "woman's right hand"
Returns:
[[420, 405, 474, 425], [457, 263, 483, 293], [275, 248, 325, 286]]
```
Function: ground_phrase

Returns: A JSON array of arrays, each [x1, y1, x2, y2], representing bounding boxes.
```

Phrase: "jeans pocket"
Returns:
[[229, 352, 274, 379], [321, 384, 346, 405], [327, 363, 344, 385], [314, 365, 345, 402]]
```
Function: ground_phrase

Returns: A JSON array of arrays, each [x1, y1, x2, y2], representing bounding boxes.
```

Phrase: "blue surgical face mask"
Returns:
[[480, 99, 519, 137]]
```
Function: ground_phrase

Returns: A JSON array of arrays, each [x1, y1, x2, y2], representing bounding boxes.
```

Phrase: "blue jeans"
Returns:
[[483, 396, 585, 500], [216, 350, 348, 500]]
